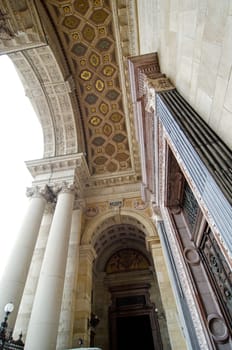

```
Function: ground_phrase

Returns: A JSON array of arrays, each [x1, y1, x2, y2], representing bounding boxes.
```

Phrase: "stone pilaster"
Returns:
[[147, 236, 187, 350], [73, 245, 96, 348]]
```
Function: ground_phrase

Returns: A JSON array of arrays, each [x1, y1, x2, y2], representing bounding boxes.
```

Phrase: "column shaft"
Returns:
[[0, 188, 47, 327], [25, 187, 75, 350]]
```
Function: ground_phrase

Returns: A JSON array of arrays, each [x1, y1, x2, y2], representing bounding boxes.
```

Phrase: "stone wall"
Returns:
[[137, 0, 232, 150]]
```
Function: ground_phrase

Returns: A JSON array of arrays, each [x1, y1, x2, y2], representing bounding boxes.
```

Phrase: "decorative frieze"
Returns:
[[26, 153, 90, 200]]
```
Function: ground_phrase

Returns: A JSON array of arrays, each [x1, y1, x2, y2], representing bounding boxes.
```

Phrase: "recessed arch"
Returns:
[[81, 208, 158, 245]]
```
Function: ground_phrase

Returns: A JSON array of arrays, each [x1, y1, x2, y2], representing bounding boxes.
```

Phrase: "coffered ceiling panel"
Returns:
[[43, 0, 131, 175]]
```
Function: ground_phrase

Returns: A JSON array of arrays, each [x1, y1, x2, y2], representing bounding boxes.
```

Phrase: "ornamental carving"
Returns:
[[200, 227, 232, 327], [42, 0, 131, 175], [26, 185, 55, 203], [106, 249, 149, 274], [144, 77, 175, 113], [0, 9, 15, 40]]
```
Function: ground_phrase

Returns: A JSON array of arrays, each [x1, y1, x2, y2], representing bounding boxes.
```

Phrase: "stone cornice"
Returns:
[[26, 153, 88, 175], [26, 153, 89, 198]]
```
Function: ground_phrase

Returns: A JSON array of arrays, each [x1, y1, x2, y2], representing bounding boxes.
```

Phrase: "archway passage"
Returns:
[[91, 223, 171, 350]]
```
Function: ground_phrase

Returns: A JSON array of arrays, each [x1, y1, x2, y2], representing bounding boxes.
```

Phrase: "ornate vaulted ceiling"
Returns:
[[38, 0, 133, 175], [0, 0, 142, 191]]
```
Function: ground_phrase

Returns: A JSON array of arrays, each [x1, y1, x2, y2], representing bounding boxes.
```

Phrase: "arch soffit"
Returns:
[[81, 208, 158, 245], [9, 47, 80, 158]]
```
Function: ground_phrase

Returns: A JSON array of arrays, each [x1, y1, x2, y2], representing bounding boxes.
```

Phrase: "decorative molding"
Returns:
[[0, 1, 47, 54], [161, 208, 209, 349], [9, 48, 79, 158], [26, 184, 55, 202], [144, 77, 175, 113], [26, 153, 89, 199], [0, 8, 16, 40], [157, 92, 232, 259]]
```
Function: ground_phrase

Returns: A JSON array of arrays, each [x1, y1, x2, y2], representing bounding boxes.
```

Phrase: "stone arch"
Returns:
[[9, 47, 82, 157], [81, 208, 158, 245]]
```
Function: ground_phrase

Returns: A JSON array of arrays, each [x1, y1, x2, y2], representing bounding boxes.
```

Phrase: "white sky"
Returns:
[[0, 55, 43, 278]]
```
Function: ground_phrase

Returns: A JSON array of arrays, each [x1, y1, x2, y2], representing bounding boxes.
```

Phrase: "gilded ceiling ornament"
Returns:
[[93, 0, 103, 7], [102, 65, 115, 77], [99, 102, 109, 115], [103, 54, 110, 63], [80, 69, 92, 81], [72, 32, 80, 41], [86, 84, 92, 91], [90, 9, 109, 24], [103, 123, 112, 136], [89, 115, 102, 126], [74, 0, 89, 15], [63, 6, 71, 14], [62, 15, 80, 30], [98, 27, 105, 35], [80, 58, 86, 65], [95, 79, 105, 92], [110, 112, 122, 123], [89, 52, 100, 67], [82, 24, 95, 42]]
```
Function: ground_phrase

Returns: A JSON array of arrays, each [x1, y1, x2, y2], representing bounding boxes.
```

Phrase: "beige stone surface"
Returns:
[[150, 242, 187, 350], [138, 0, 232, 149]]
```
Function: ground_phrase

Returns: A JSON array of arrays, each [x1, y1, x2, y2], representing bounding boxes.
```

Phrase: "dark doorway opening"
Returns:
[[116, 315, 154, 350]]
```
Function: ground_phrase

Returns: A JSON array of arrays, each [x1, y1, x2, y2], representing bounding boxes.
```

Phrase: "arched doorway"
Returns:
[[91, 223, 171, 350]]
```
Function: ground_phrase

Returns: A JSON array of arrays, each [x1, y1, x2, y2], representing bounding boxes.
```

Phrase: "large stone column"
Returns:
[[25, 183, 75, 350], [0, 185, 48, 328], [56, 207, 83, 350]]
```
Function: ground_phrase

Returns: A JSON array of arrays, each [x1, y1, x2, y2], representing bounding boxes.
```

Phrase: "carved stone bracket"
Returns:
[[145, 77, 175, 113]]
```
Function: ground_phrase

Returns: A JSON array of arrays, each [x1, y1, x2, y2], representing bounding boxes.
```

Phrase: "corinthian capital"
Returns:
[[26, 185, 52, 201], [54, 181, 75, 195]]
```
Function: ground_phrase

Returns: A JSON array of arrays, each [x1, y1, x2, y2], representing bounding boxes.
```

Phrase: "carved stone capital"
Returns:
[[55, 181, 75, 195], [26, 185, 54, 202]]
